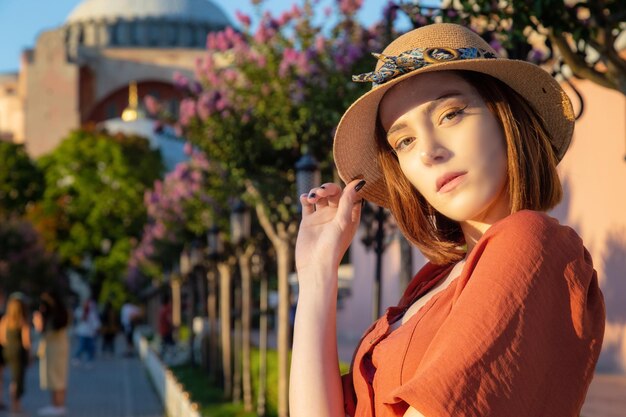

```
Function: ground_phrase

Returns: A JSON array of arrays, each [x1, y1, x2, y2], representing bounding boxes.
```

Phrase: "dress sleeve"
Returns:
[[384, 211, 605, 417]]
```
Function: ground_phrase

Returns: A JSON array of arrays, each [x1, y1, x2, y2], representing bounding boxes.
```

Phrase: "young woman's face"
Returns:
[[379, 71, 510, 223]]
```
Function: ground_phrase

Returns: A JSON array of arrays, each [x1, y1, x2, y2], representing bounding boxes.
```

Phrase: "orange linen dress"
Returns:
[[342, 210, 605, 417]]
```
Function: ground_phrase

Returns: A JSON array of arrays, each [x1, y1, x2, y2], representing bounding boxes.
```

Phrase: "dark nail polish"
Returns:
[[308, 192, 316, 198], [361, 199, 366, 208], [355, 179, 366, 192]]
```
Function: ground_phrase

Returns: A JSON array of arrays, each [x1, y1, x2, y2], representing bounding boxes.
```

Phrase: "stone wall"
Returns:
[[0, 73, 24, 143], [24, 29, 79, 157]]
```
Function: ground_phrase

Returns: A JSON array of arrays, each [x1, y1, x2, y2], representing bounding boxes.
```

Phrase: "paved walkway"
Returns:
[[580, 373, 626, 417], [0, 335, 163, 417]]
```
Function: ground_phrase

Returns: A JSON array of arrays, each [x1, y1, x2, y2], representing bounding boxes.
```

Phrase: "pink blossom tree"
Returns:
[[159, 1, 389, 415], [128, 148, 225, 286]]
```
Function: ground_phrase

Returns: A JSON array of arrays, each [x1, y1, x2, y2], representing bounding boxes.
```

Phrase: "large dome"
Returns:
[[63, 0, 230, 50], [66, 0, 230, 26]]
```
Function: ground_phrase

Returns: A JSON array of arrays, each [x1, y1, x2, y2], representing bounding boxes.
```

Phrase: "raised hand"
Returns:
[[295, 179, 365, 274]]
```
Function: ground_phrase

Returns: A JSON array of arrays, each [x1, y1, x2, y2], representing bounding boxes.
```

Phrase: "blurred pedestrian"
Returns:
[[0, 294, 32, 414], [99, 301, 118, 357], [120, 300, 141, 357], [0, 290, 7, 411], [158, 293, 175, 357], [72, 298, 100, 368], [34, 290, 70, 416]]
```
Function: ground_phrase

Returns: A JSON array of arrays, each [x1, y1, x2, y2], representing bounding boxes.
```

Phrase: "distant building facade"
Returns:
[[0, 0, 230, 156]]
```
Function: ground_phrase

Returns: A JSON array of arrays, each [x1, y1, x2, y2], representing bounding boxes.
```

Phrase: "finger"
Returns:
[[336, 179, 366, 226], [351, 197, 365, 223], [299, 193, 315, 216], [319, 183, 342, 207], [306, 187, 328, 208], [306, 183, 342, 208]]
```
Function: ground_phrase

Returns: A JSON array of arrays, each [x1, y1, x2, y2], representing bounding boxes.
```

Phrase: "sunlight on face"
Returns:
[[379, 71, 510, 223]]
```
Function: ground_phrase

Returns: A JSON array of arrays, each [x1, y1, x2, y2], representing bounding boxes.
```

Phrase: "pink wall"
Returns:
[[338, 79, 626, 373], [549, 79, 626, 373]]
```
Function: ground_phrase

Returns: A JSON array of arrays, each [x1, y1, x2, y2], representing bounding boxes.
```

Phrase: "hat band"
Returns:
[[352, 47, 497, 87]]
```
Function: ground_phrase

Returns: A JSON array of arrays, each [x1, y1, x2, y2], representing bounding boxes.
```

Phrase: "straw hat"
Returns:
[[333, 23, 575, 208]]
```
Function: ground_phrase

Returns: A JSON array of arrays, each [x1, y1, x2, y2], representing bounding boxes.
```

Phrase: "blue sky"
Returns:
[[0, 0, 394, 73]]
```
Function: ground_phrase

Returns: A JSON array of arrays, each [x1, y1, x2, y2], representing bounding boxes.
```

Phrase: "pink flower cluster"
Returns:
[[279, 47, 319, 78], [128, 151, 216, 280], [338, 0, 364, 15], [207, 26, 246, 52]]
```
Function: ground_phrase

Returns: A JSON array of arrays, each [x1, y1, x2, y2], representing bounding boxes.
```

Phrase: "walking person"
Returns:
[[99, 301, 118, 358], [157, 293, 175, 358], [72, 298, 100, 368], [0, 290, 7, 411], [34, 290, 70, 416], [0, 294, 31, 414], [290, 23, 605, 417], [120, 300, 141, 357]]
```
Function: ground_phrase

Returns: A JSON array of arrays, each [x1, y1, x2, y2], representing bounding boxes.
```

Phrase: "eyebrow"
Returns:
[[386, 91, 464, 139]]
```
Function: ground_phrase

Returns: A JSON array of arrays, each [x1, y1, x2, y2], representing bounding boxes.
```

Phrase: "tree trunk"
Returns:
[[218, 262, 232, 399], [233, 282, 242, 403], [207, 268, 219, 382], [276, 239, 292, 417], [188, 273, 196, 366], [240, 245, 255, 411], [171, 278, 181, 331], [245, 180, 296, 417], [257, 268, 269, 417]]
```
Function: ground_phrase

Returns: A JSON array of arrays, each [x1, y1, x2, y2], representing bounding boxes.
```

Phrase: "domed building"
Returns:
[[0, 0, 230, 156]]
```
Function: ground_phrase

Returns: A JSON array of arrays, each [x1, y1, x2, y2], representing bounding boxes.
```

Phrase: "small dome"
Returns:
[[66, 0, 230, 26]]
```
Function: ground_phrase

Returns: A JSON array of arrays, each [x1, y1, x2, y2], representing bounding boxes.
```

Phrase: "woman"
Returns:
[[34, 290, 70, 416], [72, 298, 100, 367], [290, 23, 605, 417], [100, 301, 119, 357], [0, 294, 31, 413], [0, 293, 7, 411]]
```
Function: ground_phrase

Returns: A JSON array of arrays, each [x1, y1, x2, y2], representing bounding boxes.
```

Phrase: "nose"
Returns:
[[419, 141, 450, 165]]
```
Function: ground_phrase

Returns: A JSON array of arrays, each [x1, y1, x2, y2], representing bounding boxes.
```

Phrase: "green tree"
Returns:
[[35, 128, 162, 297], [0, 141, 44, 216], [399, 0, 626, 94]]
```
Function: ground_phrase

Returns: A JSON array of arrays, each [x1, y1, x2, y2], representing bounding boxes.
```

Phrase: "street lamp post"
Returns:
[[295, 152, 321, 209], [209, 225, 233, 398], [171, 250, 187, 341], [205, 226, 221, 381], [231, 200, 251, 246], [207, 225, 224, 259], [360, 202, 392, 321], [186, 241, 203, 366], [230, 199, 252, 407], [251, 249, 268, 417]]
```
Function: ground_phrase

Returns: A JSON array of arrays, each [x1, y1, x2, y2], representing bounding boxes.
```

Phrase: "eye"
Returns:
[[440, 105, 468, 124], [393, 137, 416, 153]]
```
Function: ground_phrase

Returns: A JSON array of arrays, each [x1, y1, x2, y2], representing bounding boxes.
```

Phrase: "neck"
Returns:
[[459, 190, 511, 256]]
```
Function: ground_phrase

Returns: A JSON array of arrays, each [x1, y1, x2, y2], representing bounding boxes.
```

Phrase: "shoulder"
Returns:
[[466, 210, 592, 287], [490, 209, 562, 236], [483, 210, 583, 255]]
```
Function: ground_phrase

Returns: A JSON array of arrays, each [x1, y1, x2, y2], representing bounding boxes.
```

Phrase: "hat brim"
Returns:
[[333, 58, 575, 208]]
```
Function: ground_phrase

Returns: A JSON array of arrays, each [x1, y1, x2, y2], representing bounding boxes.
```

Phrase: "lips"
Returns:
[[436, 171, 467, 192]]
